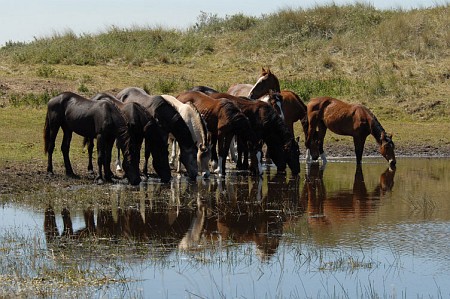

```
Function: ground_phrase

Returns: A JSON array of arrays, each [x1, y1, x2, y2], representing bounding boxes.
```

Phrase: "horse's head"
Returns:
[[144, 121, 172, 183], [379, 132, 396, 168], [121, 144, 142, 186], [284, 137, 301, 176], [248, 68, 280, 100], [179, 144, 199, 181], [305, 131, 321, 161], [267, 90, 284, 119], [197, 142, 212, 179]]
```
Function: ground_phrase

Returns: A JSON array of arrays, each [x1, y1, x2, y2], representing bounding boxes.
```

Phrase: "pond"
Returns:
[[1, 157, 450, 298]]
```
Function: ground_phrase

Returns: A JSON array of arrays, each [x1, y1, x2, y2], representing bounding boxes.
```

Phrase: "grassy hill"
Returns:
[[0, 3, 449, 166]]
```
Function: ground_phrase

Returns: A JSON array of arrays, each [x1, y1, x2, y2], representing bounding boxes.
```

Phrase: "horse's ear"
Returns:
[[261, 67, 266, 73], [267, 68, 272, 74]]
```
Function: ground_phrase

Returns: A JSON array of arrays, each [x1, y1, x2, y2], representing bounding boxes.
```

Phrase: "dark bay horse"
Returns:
[[305, 97, 396, 168], [116, 87, 198, 181], [208, 92, 301, 176], [176, 91, 261, 176], [44, 92, 141, 185], [90, 93, 172, 183]]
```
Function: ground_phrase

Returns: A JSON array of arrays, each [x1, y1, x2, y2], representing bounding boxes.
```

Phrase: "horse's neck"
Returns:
[[368, 114, 385, 145]]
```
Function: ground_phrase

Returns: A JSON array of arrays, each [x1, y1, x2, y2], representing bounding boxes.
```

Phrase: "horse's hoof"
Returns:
[[96, 178, 104, 185], [67, 173, 80, 179]]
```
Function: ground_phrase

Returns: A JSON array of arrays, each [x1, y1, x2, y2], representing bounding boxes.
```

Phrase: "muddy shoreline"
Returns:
[[1, 141, 449, 197]]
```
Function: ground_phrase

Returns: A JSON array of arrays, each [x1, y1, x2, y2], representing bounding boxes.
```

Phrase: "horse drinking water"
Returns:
[[117, 87, 198, 181], [305, 97, 396, 168], [89, 93, 172, 183]]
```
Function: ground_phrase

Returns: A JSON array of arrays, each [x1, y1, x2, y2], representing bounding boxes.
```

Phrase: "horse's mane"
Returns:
[[187, 102, 209, 149], [367, 108, 386, 144]]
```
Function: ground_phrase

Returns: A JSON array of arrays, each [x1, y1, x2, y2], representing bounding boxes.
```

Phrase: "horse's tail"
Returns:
[[44, 111, 50, 154]]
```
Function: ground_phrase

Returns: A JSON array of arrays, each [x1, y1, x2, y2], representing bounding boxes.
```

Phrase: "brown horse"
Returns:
[[208, 92, 301, 175], [227, 68, 284, 118], [305, 97, 396, 168], [177, 91, 261, 176], [44, 92, 141, 185]]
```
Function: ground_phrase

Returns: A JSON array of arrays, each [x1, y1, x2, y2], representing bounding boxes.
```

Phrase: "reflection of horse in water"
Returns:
[[44, 173, 303, 262], [302, 163, 396, 228]]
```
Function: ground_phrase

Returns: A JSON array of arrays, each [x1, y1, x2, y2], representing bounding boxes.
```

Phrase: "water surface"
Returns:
[[1, 157, 449, 298]]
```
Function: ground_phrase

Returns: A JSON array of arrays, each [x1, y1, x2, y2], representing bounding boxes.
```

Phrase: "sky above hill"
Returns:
[[0, 0, 447, 46]]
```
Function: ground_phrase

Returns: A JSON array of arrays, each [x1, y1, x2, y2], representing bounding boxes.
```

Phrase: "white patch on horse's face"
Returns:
[[248, 75, 268, 98]]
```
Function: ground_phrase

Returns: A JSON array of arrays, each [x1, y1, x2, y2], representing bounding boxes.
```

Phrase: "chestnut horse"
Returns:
[[43, 92, 141, 185], [305, 97, 396, 168], [208, 92, 301, 176], [177, 91, 261, 176], [117, 87, 199, 181], [89, 93, 172, 183]]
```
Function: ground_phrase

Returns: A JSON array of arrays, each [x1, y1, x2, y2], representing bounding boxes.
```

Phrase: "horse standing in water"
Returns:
[[116, 87, 198, 181], [176, 91, 262, 176], [89, 93, 172, 183], [305, 97, 396, 168], [228, 68, 320, 159], [43, 92, 141, 185], [160, 95, 212, 178], [208, 92, 301, 176]]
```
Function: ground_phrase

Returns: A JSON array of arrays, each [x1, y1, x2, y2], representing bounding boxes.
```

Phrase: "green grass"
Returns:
[[0, 3, 449, 167]]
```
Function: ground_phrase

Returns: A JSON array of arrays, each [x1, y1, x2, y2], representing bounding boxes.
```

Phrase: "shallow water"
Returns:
[[1, 157, 450, 298]]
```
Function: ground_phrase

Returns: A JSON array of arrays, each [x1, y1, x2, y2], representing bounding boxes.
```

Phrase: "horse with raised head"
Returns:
[[116, 87, 198, 181], [160, 94, 211, 178], [305, 97, 396, 168], [176, 90, 262, 176], [43, 92, 141, 185], [227, 68, 284, 118], [208, 92, 301, 176], [89, 93, 172, 183]]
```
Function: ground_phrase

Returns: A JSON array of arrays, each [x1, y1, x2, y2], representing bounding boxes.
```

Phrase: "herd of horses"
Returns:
[[44, 68, 397, 186]]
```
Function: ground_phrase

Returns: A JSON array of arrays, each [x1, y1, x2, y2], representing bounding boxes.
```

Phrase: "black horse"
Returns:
[[44, 92, 141, 185], [89, 93, 172, 183], [116, 87, 198, 181]]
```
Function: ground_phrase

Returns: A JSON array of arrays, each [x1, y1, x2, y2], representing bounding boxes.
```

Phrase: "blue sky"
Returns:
[[1, 0, 447, 46]]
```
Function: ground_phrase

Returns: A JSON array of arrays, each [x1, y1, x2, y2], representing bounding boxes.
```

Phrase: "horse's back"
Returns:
[[227, 84, 253, 97]]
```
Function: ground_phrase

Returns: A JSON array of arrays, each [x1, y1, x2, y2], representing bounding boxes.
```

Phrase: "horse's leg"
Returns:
[[176, 142, 183, 173], [143, 138, 150, 176], [87, 138, 95, 175], [317, 122, 328, 165], [115, 141, 123, 173], [46, 124, 59, 175], [104, 138, 115, 181], [169, 137, 176, 168], [228, 136, 237, 163], [236, 136, 245, 170], [218, 133, 233, 176], [61, 128, 77, 178], [353, 136, 366, 165], [210, 133, 218, 171], [96, 134, 105, 184]]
